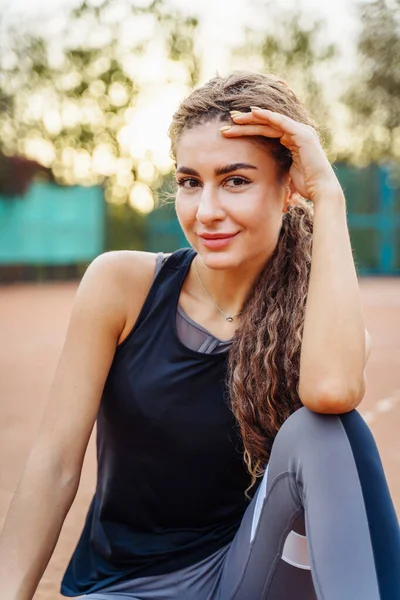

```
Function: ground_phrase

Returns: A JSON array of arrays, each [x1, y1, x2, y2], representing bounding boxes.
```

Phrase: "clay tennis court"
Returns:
[[0, 278, 399, 599]]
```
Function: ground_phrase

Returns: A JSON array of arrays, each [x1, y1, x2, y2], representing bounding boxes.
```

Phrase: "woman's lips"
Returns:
[[198, 232, 239, 249]]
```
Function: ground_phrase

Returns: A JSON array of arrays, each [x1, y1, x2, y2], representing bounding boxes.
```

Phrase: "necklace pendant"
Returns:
[[226, 316, 233, 322]]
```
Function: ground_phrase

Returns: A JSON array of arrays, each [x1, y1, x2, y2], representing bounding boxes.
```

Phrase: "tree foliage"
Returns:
[[0, 0, 200, 203], [231, 11, 336, 148], [344, 0, 400, 162]]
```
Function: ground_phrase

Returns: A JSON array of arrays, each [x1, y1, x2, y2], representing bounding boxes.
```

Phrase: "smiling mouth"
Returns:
[[198, 232, 239, 240], [197, 232, 240, 249]]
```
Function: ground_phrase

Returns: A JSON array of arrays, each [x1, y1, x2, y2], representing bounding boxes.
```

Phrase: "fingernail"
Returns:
[[220, 126, 232, 131], [250, 106, 262, 110], [230, 110, 242, 116]]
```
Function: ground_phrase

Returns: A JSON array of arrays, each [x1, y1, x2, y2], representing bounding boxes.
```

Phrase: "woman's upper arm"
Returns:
[[31, 251, 148, 479], [364, 328, 372, 365], [354, 329, 372, 408]]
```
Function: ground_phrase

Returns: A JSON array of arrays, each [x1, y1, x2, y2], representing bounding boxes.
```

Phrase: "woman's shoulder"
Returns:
[[89, 249, 162, 281], [87, 250, 171, 345]]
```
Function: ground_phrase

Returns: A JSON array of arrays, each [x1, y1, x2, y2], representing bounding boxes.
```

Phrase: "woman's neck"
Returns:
[[191, 252, 268, 318]]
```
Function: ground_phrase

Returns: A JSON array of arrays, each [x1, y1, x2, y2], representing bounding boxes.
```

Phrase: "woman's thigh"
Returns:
[[82, 544, 229, 600], [82, 595, 140, 599], [215, 407, 398, 600], [214, 462, 316, 600]]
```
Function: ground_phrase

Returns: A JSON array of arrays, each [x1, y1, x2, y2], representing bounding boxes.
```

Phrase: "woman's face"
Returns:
[[174, 120, 290, 271]]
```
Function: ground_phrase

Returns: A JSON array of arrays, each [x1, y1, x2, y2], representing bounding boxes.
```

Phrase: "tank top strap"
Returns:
[[163, 247, 196, 271], [132, 247, 196, 333]]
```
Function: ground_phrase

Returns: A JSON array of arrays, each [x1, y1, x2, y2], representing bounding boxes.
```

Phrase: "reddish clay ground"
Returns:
[[0, 279, 399, 599]]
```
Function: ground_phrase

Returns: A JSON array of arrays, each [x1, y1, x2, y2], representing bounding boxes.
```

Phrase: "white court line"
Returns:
[[360, 390, 400, 425]]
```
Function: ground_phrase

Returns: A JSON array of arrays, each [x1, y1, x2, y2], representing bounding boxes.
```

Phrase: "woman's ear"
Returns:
[[282, 178, 301, 213]]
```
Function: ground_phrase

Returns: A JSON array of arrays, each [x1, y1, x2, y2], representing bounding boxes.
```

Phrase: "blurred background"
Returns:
[[0, 0, 399, 598], [0, 0, 399, 276]]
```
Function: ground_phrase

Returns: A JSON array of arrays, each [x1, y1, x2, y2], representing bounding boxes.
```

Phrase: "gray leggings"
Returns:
[[80, 407, 400, 600]]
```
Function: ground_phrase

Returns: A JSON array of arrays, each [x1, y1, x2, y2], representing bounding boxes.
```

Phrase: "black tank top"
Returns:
[[61, 248, 254, 596]]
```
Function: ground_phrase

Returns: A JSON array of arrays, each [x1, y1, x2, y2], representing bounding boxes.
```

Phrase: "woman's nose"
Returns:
[[196, 187, 225, 223]]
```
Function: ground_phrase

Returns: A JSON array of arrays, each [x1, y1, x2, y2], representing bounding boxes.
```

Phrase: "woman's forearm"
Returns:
[[298, 192, 366, 412], [0, 448, 79, 600]]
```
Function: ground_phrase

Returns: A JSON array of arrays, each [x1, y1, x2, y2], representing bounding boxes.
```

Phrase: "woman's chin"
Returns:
[[195, 249, 245, 270]]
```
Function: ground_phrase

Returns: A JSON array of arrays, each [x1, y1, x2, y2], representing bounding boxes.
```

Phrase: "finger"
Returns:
[[220, 124, 282, 138], [249, 108, 307, 137], [230, 111, 282, 131], [230, 110, 304, 142]]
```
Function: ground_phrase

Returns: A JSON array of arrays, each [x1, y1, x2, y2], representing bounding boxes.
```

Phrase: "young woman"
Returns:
[[0, 71, 399, 600]]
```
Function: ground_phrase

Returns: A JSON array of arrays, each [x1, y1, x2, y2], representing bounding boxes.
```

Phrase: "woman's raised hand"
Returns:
[[220, 108, 343, 204]]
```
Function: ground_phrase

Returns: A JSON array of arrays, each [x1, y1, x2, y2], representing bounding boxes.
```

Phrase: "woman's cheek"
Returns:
[[175, 197, 196, 233]]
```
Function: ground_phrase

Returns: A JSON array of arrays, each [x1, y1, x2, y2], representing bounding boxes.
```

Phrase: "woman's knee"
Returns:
[[275, 405, 337, 443], [275, 405, 369, 442], [270, 405, 372, 468]]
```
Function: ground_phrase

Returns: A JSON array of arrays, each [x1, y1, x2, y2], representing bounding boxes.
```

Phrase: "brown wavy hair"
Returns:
[[168, 71, 315, 492]]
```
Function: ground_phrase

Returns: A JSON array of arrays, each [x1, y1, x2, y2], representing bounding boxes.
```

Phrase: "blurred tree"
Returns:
[[0, 0, 200, 206], [232, 10, 336, 149], [344, 0, 400, 162], [105, 201, 147, 251], [0, 152, 55, 197]]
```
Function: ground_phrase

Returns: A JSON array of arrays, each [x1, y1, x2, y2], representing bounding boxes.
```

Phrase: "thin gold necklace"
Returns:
[[193, 256, 243, 322]]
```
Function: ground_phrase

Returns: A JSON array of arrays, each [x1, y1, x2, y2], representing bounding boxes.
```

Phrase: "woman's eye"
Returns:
[[176, 178, 200, 189], [176, 176, 251, 189], [225, 176, 250, 187]]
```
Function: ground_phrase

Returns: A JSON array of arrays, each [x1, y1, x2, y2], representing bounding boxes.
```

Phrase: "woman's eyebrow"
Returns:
[[176, 163, 258, 176]]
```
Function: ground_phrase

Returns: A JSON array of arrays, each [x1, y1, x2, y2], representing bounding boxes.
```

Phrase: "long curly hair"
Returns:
[[168, 71, 315, 491]]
